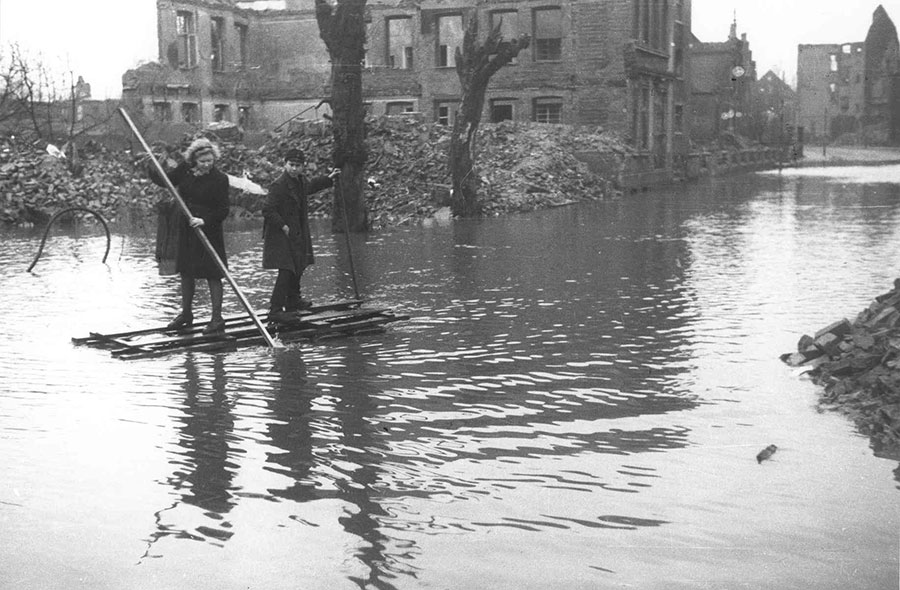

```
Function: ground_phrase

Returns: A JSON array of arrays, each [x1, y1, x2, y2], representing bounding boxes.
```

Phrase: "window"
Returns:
[[829, 54, 838, 72], [653, 85, 667, 167], [632, 83, 650, 149], [842, 44, 851, 54], [633, 0, 667, 51], [386, 101, 415, 115], [533, 97, 562, 124], [437, 14, 463, 67], [387, 17, 413, 69], [490, 11, 519, 64], [234, 23, 248, 68], [211, 17, 225, 71], [181, 102, 199, 123], [176, 11, 198, 68], [153, 101, 173, 122], [490, 99, 515, 122], [534, 8, 562, 61], [213, 104, 230, 122], [435, 101, 458, 126]]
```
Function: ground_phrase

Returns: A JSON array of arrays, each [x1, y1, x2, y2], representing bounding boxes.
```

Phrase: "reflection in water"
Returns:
[[264, 351, 316, 503], [263, 346, 413, 590], [144, 354, 237, 552]]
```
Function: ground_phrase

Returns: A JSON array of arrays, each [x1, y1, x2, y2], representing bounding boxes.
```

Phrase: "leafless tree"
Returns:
[[315, 0, 368, 232], [449, 17, 529, 216]]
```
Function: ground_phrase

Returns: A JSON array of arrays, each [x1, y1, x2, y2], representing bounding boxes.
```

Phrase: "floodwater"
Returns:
[[1, 165, 899, 589]]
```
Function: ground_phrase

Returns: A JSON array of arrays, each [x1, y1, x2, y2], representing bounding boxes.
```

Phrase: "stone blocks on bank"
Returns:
[[782, 283, 900, 458]]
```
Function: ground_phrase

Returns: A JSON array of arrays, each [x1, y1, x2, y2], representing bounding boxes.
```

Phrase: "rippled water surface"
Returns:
[[2, 167, 899, 589]]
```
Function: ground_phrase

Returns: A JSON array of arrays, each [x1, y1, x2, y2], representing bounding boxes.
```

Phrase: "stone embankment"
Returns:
[[782, 282, 900, 459]]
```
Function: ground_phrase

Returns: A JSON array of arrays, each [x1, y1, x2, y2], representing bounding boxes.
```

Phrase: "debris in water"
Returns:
[[756, 444, 778, 464]]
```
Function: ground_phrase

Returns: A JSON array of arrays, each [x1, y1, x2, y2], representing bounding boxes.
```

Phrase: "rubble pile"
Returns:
[[0, 117, 625, 228], [0, 139, 151, 226], [782, 281, 900, 458]]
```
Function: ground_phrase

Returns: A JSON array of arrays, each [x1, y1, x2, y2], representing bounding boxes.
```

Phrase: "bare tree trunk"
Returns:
[[316, 0, 368, 233], [449, 17, 529, 217]]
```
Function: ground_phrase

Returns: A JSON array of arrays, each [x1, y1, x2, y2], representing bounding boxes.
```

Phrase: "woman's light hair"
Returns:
[[183, 138, 221, 163]]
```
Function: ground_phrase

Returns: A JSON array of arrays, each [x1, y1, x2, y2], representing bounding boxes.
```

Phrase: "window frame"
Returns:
[[489, 10, 519, 64], [436, 13, 464, 68], [234, 22, 248, 69], [386, 101, 415, 115], [213, 103, 231, 122], [533, 96, 562, 124], [153, 101, 173, 122], [386, 16, 414, 69], [181, 101, 199, 123], [176, 10, 198, 69], [533, 7, 563, 62], [434, 100, 459, 126], [211, 16, 226, 72], [490, 98, 516, 122]]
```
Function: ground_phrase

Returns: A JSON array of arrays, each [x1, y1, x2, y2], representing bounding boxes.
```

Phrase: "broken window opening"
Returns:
[[211, 17, 226, 71], [490, 99, 515, 122], [386, 101, 415, 115], [153, 101, 173, 122], [176, 11, 198, 69], [181, 102, 199, 123], [213, 104, 231, 122], [435, 101, 458, 126], [387, 16, 413, 69], [436, 14, 463, 67], [234, 23, 248, 68], [489, 11, 519, 64]]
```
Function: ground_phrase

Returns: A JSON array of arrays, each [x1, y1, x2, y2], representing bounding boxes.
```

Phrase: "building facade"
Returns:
[[796, 5, 899, 143], [754, 70, 797, 145], [688, 21, 756, 143], [124, 0, 692, 172]]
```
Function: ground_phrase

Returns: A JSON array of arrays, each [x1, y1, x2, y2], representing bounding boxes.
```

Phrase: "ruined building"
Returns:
[[123, 0, 692, 173], [796, 5, 900, 143], [754, 70, 797, 145], [687, 19, 757, 143]]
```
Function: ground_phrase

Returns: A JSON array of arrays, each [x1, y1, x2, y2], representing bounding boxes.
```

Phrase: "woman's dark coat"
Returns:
[[149, 162, 230, 278], [262, 171, 333, 272]]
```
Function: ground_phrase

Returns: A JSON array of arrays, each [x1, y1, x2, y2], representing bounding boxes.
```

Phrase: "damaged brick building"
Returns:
[[687, 19, 757, 143], [796, 4, 900, 143], [123, 0, 693, 176]]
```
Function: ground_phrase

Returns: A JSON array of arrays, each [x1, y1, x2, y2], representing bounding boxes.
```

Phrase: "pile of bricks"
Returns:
[[782, 281, 900, 458]]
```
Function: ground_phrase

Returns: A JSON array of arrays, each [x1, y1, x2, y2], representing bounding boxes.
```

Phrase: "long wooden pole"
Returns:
[[335, 174, 360, 300], [118, 107, 278, 349]]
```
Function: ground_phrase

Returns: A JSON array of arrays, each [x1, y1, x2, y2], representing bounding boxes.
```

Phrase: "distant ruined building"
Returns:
[[796, 4, 900, 143], [688, 18, 757, 143], [122, 0, 694, 178]]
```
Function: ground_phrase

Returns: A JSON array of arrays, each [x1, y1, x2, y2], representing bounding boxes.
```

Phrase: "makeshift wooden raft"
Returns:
[[72, 300, 408, 360]]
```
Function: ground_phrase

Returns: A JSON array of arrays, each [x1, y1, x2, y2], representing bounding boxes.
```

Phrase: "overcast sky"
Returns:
[[0, 0, 898, 98]]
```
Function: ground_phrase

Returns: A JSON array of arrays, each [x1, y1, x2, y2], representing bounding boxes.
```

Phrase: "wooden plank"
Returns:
[[76, 302, 404, 359], [71, 299, 365, 343]]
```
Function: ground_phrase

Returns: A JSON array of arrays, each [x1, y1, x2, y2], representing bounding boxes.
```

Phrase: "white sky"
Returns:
[[0, 0, 898, 98]]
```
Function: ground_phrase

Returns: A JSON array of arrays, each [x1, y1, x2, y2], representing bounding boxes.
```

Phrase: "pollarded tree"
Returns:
[[449, 16, 530, 217], [315, 0, 368, 232]]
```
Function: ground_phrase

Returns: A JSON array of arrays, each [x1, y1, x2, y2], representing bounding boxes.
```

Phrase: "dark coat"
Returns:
[[149, 162, 230, 278], [262, 171, 333, 272]]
